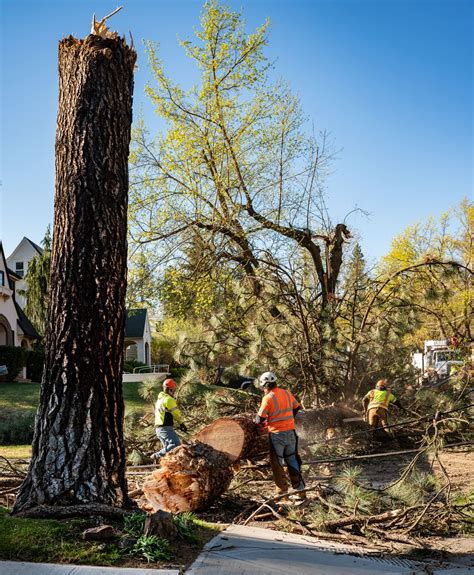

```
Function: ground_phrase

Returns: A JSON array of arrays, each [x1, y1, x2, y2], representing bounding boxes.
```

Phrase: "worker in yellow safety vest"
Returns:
[[152, 378, 187, 462], [362, 379, 404, 436]]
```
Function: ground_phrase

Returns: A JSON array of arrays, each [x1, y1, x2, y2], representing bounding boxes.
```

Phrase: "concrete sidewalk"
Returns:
[[186, 525, 473, 575], [0, 563, 179, 575]]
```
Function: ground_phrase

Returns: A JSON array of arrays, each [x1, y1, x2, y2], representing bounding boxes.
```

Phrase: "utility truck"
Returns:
[[412, 339, 463, 385]]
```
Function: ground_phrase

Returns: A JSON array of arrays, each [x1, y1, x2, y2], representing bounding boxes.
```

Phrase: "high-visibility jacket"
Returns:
[[154, 391, 184, 427], [363, 388, 397, 412], [257, 386, 300, 433]]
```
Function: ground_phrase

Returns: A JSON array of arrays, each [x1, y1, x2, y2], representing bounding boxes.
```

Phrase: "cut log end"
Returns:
[[194, 416, 258, 462], [142, 441, 233, 514]]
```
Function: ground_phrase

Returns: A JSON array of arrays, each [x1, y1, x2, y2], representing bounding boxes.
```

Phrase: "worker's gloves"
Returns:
[[179, 423, 188, 432]]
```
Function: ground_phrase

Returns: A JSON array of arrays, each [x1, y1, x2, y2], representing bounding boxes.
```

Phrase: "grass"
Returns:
[[0, 445, 32, 458], [0, 507, 121, 565], [0, 507, 221, 567], [0, 382, 148, 415], [0, 382, 149, 456]]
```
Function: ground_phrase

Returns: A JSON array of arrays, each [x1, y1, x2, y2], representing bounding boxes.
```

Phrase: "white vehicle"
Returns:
[[412, 339, 463, 385]]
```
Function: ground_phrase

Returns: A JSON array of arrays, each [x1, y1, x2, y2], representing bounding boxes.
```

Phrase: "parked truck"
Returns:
[[412, 339, 464, 385]]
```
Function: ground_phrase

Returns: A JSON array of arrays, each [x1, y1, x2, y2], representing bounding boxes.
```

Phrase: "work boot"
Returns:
[[290, 481, 307, 501], [275, 487, 289, 503], [275, 487, 288, 497]]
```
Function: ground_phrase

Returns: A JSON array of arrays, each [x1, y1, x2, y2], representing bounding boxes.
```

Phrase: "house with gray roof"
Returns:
[[124, 309, 152, 365]]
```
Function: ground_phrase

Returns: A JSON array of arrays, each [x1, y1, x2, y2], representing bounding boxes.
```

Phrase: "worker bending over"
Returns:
[[255, 372, 305, 496], [362, 379, 403, 437], [152, 378, 187, 462]]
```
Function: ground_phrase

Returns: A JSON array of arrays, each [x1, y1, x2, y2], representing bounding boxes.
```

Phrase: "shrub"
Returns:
[[151, 335, 176, 366], [0, 346, 26, 382], [25, 349, 43, 382], [123, 359, 146, 373], [169, 366, 187, 379], [0, 408, 35, 444]]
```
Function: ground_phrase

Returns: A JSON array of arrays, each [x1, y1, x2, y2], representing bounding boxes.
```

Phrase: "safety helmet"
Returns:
[[376, 379, 387, 390], [163, 378, 177, 391], [259, 371, 277, 387]]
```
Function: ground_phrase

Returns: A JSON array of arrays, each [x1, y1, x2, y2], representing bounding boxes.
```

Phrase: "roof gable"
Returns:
[[15, 301, 39, 339], [125, 309, 148, 338], [0, 242, 7, 275], [6, 236, 43, 263]]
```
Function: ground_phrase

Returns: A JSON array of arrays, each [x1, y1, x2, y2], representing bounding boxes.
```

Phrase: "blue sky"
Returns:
[[1, 0, 472, 263]]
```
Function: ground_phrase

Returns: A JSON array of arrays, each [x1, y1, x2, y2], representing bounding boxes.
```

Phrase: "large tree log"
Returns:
[[194, 416, 258, 462], [140, 416, 258, 512], [142, 442, 234, 513], [13, 31, 136, 513]]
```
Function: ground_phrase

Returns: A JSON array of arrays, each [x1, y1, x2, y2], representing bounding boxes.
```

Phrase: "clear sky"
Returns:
[[1, 0, 472, 263]]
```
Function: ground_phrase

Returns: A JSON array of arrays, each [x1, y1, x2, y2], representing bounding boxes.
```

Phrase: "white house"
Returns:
[[124, 308, 152, 365], [6, 237, 43, 309], [5, 237, 153, 369], [0, 241, 39, 352]]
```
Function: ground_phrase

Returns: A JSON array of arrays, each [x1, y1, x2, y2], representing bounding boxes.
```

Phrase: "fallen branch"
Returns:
[[0, 478, 23, 489], [402, 483, 449, 535], [0, 456, 28, 478], [318, 509, 405, 531], [242, 483, 321, 525], [305, 441, 473, 467]]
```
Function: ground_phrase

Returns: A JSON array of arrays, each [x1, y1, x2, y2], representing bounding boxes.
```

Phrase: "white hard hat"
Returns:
[[259, 371, 277, 387]]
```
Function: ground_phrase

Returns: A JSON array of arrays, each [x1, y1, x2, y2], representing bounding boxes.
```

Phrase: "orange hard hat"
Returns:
[[163, 378, 177, 390]]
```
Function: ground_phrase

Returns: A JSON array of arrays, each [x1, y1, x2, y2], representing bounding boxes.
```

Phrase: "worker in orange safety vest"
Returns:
[[362, 379, 404, 437], [255, 371, 305, 496]]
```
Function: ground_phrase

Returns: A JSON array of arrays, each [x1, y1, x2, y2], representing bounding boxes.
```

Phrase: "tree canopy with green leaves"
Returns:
[[22, 226, 52, 336], [128, 1, 472, 404]]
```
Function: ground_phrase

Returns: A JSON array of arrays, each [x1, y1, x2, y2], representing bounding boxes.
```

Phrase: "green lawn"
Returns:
[[0, 382, 149, 414], [0, 507, 121, 565], [0, 507, 221, 567], [0, 445, 32, 458], [0, 382, 149, 457]]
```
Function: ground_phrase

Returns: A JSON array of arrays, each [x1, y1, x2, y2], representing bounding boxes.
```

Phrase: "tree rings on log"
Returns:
[[194, 416, 257, 462], [142, 441, 233, 513]]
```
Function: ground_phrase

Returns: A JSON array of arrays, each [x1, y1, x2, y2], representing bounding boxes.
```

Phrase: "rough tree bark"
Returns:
[[14, 33, 136, 514]]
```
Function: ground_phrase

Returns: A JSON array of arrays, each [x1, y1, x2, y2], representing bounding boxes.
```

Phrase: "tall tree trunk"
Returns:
[[14, 33, 136, 513]]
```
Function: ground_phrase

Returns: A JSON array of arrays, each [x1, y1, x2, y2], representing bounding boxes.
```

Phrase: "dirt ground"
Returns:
[[433, 448, 474, 491]]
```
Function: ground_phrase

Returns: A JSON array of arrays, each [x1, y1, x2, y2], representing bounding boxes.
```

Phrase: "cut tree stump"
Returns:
[[142, 441, 234, 513], [194, 416, 258, 462], [141, 416, 259, 513]]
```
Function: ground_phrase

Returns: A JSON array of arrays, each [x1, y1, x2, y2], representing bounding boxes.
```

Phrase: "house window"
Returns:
[[0, 271, 4, 286], [15, 262, 24, 278]]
